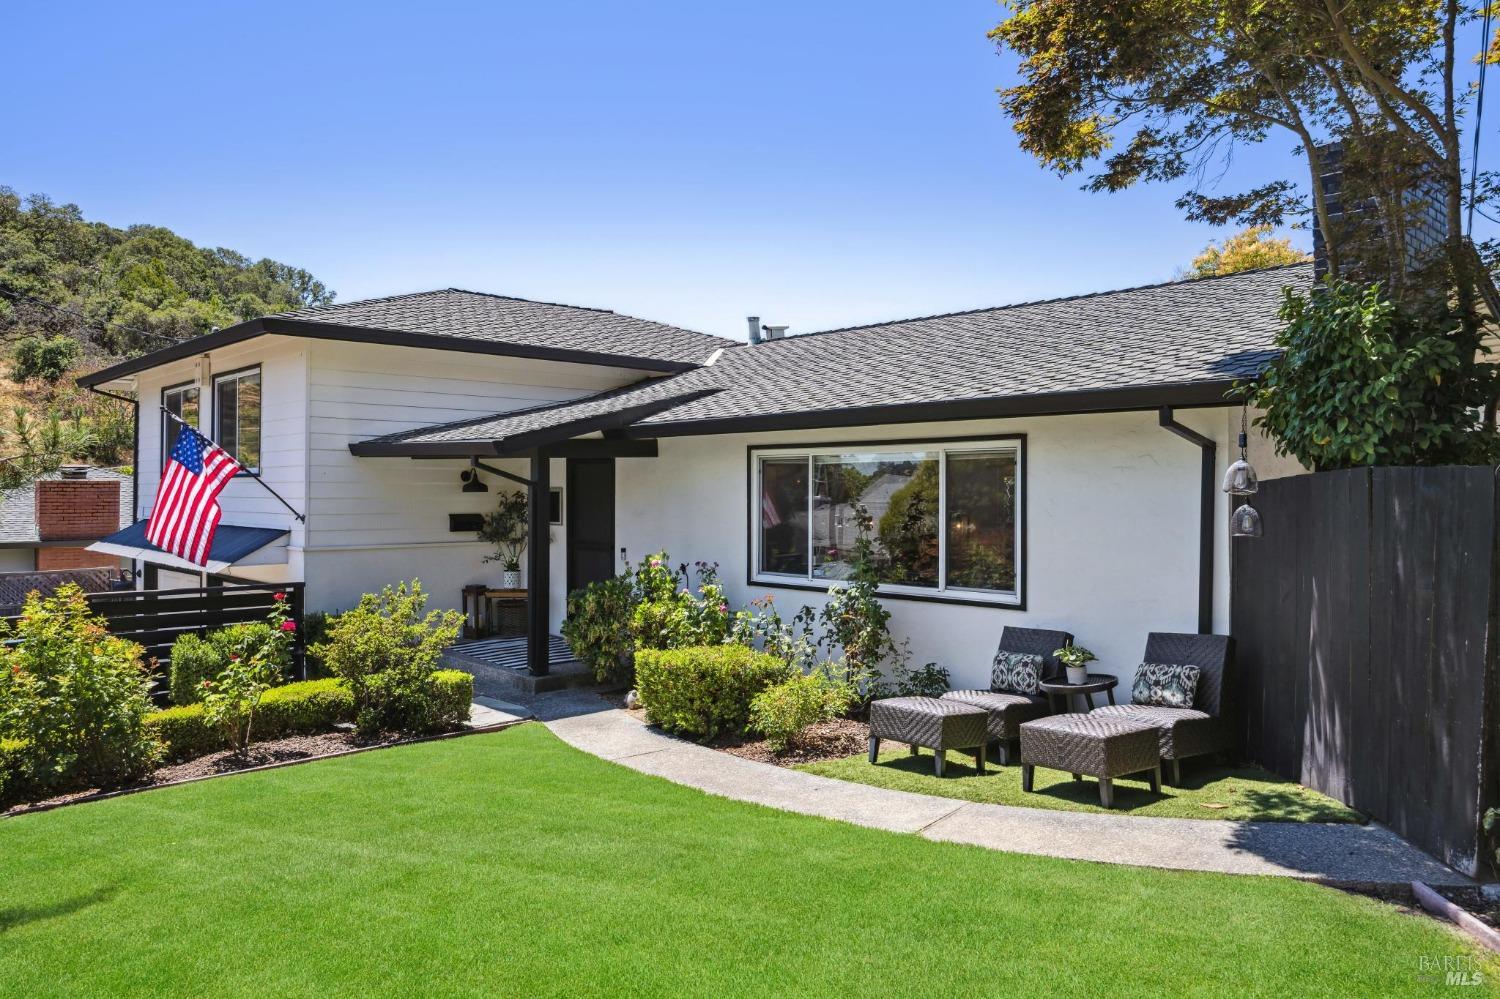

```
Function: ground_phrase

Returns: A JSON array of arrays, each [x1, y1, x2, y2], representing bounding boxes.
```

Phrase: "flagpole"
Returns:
[[159, 406, 306, 523]]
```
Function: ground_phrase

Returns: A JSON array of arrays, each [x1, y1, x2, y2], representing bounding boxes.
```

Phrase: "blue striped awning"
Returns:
[[87, 520, 289, 574]]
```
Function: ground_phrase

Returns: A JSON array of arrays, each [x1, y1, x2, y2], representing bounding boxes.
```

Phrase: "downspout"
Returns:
[[86, 384, 140, 585], [1158, 407, 1216, 634]]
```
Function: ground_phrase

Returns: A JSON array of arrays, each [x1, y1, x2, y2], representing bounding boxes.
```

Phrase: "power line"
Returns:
[[1468, 2, 1494, 235], [0, 286, 196, 349]]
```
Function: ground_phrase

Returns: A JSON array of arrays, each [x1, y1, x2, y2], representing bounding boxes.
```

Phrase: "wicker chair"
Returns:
[[1091, 632, 1236, 784], [940, 626, 1073, 765]]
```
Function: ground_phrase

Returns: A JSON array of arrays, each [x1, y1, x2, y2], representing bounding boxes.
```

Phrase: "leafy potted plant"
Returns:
[[478, 490, 528, 588], [1054, 645, 1097, 685]]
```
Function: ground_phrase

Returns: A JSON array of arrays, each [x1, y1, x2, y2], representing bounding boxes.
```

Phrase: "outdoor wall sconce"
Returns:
[[460, 462, 488, 493]]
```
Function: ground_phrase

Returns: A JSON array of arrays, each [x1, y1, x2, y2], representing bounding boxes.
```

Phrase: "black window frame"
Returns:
[[745, 433, 1027, 610], [160, 380, 201, 472], [211, 364, 263, 475]]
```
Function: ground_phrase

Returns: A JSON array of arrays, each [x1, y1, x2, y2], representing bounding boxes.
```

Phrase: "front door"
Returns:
[[567, 458, 615, 595]]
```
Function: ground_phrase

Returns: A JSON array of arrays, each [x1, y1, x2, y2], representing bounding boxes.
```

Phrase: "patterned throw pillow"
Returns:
[[991, 651, 1043, 695], [1131, 663, 1201, 709]]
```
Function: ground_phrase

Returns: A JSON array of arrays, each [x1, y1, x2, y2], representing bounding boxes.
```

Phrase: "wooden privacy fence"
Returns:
[[1231, 467, 1500, 876], [2, 582, 306, 694]]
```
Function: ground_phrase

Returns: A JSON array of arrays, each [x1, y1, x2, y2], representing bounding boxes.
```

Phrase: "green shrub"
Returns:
[[428, 670, 474, 729], [0, 585, 160, 795], [635, 645, 793, 741], [10, 333, 80, 383], [301, 610, 336, 677], [563, 576, 637, 684], [209, 620, 292, 677], [169, 633, 223, 705], [312, 580, 465, 736], [144, 704, 222, 762], [146, 678, 357, 761], [749, 669, 856, 751], [0, 737, 36, 808]]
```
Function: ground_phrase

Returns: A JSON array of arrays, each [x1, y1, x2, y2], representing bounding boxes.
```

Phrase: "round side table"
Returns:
[[1038, 673, 1118, 714]]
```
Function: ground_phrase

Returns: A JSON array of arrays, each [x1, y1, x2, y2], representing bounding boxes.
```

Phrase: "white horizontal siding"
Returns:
[[131, 337, 309, 556]]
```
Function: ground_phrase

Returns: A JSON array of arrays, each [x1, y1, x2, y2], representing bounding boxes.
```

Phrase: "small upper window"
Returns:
[[214, 368, 261, 473], [162, 383, 200, 470]]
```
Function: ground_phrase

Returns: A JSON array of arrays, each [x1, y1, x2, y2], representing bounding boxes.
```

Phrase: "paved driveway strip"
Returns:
[[545, 706, 1469, 887]]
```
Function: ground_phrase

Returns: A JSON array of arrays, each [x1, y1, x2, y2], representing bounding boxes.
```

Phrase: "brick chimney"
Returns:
[[34, 467, 121, 571]]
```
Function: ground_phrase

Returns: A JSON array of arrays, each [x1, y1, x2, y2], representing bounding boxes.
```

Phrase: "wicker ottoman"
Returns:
[[940, 689, 1050, 765], [1018, 714, 1161, 808], [868, 696, 989, 777]]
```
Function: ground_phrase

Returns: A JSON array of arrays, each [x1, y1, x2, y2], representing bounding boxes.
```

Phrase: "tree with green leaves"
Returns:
[[1186, 225, 1311, 278], [0, 187, 334, 357], [992, 2, 1498, 330]]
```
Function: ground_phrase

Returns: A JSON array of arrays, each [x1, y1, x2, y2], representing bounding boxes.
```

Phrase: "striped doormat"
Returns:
[[452, 634, 574, 672]]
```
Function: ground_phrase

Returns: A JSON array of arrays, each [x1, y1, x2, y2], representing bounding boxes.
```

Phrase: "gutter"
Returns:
[[85, 384, 139, 530], [1158, 407, 1216, 634], [75, 317, 705, 388]]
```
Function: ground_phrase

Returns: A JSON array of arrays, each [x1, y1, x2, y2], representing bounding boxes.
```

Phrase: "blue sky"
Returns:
[[7, 1, 1482, 340]]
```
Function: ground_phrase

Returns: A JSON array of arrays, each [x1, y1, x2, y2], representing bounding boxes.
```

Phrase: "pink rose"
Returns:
[[280, 620, 297, 632]]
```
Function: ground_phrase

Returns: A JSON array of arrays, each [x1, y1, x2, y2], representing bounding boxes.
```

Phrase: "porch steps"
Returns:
[[443, 635, 598, 695]]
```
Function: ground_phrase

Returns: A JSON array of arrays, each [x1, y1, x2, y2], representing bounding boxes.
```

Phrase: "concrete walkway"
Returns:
[[542, 700, 1469, 887]]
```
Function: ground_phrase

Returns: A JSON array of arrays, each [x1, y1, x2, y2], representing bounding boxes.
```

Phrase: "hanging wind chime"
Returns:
[[1224, 404, 1262, 538]]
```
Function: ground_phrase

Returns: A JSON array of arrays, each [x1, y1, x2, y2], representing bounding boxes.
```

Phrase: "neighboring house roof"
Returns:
[[0, 468, 133, 547], [353, 263, 1310, 454], [79, 289, 737, 387]]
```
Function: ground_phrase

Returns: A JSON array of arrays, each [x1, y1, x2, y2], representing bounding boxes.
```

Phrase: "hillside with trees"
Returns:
[[0, 187, 334, 486]]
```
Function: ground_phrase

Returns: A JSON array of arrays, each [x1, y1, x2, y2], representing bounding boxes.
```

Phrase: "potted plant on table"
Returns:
[[1054, 645, 1097, 685], [479, 490, 529, 588]]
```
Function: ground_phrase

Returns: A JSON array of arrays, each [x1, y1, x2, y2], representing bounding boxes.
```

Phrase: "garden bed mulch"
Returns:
[[3, 718, 526, 818], [619, 699, 868, 767]]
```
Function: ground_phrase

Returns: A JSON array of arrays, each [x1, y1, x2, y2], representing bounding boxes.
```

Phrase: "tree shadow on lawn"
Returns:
[[0, 885, 118, 933]]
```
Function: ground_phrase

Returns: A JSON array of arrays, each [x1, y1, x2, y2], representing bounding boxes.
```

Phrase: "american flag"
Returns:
[[146, 423, 239, 566]]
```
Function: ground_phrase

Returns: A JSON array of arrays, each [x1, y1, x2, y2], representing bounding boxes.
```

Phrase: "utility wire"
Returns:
[[0, 285, 197, 349], [1469, 2, 1494, 235]]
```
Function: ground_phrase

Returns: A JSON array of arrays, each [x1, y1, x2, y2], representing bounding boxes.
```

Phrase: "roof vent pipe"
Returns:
[[59, 464, 90, 480], [763, 325, 788, 340], [746, 316, 761, 344]]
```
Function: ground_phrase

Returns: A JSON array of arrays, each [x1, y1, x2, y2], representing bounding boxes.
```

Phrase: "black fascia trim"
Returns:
[[628, 380, 1239, 439], [78, 316, 701, 387], [347, 389, 718, 458]]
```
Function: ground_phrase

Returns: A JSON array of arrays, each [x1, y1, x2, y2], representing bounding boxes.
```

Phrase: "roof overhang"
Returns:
[[77, 317, 704, 388], [348, 389, 718, 458], [626, 379, 1244, 438], [87, 521, 289, 575]]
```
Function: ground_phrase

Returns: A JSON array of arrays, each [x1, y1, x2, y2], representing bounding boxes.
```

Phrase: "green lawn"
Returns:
[[0, 724, 1488, 997], [800, 746, 1364, 822]]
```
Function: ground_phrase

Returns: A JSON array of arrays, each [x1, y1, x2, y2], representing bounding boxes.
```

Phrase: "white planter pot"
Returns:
[[1065, 665, 1089, 685], [502, 570, 521, 589]]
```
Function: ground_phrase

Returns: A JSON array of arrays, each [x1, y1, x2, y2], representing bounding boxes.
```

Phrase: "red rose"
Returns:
[[274, 592, 286, 601], [280, 620, 296, 632]]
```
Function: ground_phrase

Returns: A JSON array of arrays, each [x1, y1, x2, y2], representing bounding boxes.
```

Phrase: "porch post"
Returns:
[[527, 456, 551, 676]]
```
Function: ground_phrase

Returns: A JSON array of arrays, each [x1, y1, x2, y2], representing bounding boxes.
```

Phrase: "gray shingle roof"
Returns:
[[0, 468, 133, 546], [273, 288, 735, 368], [352, 264, 1309, 452]]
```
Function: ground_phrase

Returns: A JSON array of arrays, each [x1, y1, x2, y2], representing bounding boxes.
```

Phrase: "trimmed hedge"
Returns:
[[145, 673, 471, 762], [635, 645, 792, 740], [429, 670, 475, 729], [168, 633, 221, 705], [146, 678, 356, 761]]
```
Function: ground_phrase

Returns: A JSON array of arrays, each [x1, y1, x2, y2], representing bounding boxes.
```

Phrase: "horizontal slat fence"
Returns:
[[2, 582, 305, 696], [1231, 467, 1499, 876]]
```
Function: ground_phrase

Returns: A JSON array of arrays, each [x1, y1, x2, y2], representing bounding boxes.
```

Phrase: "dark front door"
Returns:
[[567, 458, 615, 595]]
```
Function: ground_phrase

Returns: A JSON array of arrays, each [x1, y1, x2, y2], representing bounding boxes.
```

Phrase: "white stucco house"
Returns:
[[77, 264, 1308, 689]]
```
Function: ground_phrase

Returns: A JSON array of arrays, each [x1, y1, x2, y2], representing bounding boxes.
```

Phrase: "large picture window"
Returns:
[[161, 382, 200, 470], [751, 438, 1023, 605], [213, 367, 261, 473]]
